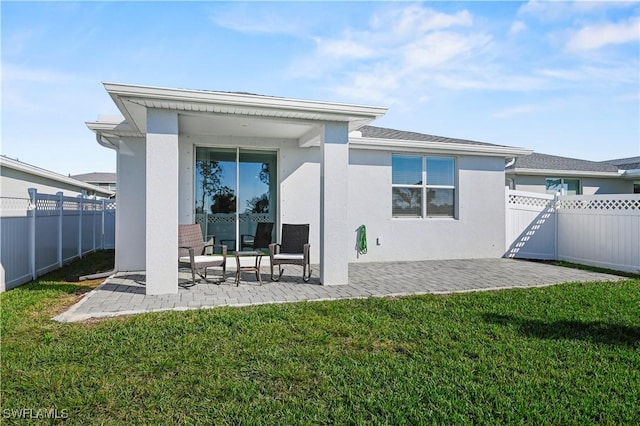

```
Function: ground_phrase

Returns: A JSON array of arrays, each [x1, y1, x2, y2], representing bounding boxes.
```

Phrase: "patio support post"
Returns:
[[145, 109, 179, 295], [319, 122, 349, 285]]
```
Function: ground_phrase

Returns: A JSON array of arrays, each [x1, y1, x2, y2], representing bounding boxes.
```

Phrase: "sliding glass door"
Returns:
[[195, 147, 276, 252]]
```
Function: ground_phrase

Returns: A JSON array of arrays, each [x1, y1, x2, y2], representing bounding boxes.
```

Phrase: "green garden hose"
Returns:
[[357, 225, 367, 255]]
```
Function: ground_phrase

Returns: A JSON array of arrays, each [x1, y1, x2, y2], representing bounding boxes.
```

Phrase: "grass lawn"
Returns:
[[1, 251, 639, 425]]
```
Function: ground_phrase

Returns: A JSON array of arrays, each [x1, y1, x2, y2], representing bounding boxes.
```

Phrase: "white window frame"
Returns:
[[392, 155, 456, 219], [545, 177, 581, 195]]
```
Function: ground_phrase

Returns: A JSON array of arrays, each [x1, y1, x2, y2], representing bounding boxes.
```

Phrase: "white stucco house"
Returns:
[[1, 156, 115, 200], [506, 152, 637, 195], [87, 82, 531, 295]]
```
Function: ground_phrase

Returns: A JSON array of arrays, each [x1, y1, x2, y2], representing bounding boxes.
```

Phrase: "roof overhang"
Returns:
[[1, 156, 115, 198], [506, 168, 625, 178], [350, 136, 533, 157], [88, 82, 388, 149]]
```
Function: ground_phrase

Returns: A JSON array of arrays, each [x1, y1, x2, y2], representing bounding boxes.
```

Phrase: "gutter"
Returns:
[[622, 169, 640, 179], [506, 168, 624, 178], [350, 137, 533, 157]]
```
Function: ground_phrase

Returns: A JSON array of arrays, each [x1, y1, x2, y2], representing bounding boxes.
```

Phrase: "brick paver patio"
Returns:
[[54, 258, 624, 322]]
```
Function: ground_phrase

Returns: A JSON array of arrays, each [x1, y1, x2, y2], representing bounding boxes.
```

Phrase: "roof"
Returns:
[[508, 152, 619, 173], [1, 156, 115, 197], [604, 156, 640, 170], [353, 125, 531, 157], [88, 82, 531, 158], [360, 125, 505, 147], [71, 172, 116, 183]]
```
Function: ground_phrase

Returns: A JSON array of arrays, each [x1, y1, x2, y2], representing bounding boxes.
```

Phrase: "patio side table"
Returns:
[[234, 251, 264, 286]]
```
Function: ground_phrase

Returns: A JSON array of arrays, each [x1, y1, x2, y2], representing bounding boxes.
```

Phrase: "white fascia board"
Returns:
[[506, 168, 624, 178], [102, 82, 388, 133], [0, 157, 115, 197], [350, 137, 533, 157]]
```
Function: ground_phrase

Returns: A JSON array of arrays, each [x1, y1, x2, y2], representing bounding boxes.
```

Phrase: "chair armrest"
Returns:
[[303, 243, 310, 259], [269, 243, 280, 257]]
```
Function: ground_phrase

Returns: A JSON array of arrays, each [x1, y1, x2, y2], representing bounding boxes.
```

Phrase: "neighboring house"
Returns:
[[0, 156, 115, 201], [86, 82, 531, 295], [71, 172, 117, 193], [505, 152, 635, 195], [604, 156, 640, 193]]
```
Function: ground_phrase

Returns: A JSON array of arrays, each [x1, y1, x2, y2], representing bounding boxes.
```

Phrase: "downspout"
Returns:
[[505, 158, 516, 190], [96, 133, 118, 150]]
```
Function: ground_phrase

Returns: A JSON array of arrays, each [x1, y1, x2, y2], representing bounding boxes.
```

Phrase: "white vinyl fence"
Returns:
[[1, 189, 116, 291], [506, 189, 640, 273]]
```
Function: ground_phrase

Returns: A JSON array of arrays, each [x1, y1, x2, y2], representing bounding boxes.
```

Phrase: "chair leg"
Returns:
[[303, 262, 311, 282], [270, 263, 279, 281]]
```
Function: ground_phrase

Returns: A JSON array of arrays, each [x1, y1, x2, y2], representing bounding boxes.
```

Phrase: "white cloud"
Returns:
[[509, 20, 527, 35], [314, 38, 378, 60], [402, 31, 491, 70], [518, 0, 634, 22], [209, 5, 309, 36], [538, 62, 640, 85], [386, 5, 473, 34], [565, 16, 640, 51]]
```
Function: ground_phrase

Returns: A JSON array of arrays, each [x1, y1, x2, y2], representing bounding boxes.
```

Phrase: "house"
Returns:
[[86, 82, 531, 295], [505, 152, 635, 195], [0, 156, 115, 201], [604, 156, 640, 193], [70, 172, 117, 193]]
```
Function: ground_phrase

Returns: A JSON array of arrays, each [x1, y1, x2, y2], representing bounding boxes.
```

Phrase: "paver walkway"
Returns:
[[54, 258, 625, 322]]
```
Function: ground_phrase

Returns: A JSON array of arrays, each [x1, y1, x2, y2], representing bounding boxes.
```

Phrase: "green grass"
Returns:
[[1, 252, 639, 425]]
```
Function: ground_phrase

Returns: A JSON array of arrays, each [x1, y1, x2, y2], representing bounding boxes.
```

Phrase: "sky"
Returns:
[[2, 1, 639, 176]]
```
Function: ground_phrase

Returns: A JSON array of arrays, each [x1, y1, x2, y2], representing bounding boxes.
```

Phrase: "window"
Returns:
[[545, 178, 581, 195], [392, 155, 455, 218]]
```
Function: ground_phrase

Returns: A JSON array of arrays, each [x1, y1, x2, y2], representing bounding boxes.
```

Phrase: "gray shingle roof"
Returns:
[[360, 125, 505, 147], [508, 153, 619, 173], [604, 156, 640, 170], [70, 172, 116, 183]]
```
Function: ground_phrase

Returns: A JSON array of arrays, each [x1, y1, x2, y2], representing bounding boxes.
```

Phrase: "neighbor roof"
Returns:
[[360, 125, 501, 147], [0, 156, 115, 197], [71, 172, 116, 183], [507, 152, 620, 173], [604, 156, 640, 170]]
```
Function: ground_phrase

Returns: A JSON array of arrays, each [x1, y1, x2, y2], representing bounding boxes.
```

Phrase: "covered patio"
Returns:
[[87, 83, 388, 296], [55, 259, 624, 322]]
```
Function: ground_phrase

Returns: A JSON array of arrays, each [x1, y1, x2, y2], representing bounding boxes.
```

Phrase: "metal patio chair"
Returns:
[[269, 223, 311, 282], [240, 222, 274, 251], [178, 224, 227, 287]]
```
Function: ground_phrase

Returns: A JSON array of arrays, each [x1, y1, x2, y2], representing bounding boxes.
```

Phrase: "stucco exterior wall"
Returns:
[[348, 150, 507, 262], [117, 135, 511, 270], [114, 137, 146, 271], [513, 175, 632, 195]]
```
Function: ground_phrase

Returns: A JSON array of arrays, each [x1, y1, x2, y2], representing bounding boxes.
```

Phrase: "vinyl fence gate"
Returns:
[[506, 189, 640, 274]]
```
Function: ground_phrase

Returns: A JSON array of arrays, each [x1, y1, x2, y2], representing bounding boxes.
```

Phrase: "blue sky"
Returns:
[[2, 1, 639, 176]]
